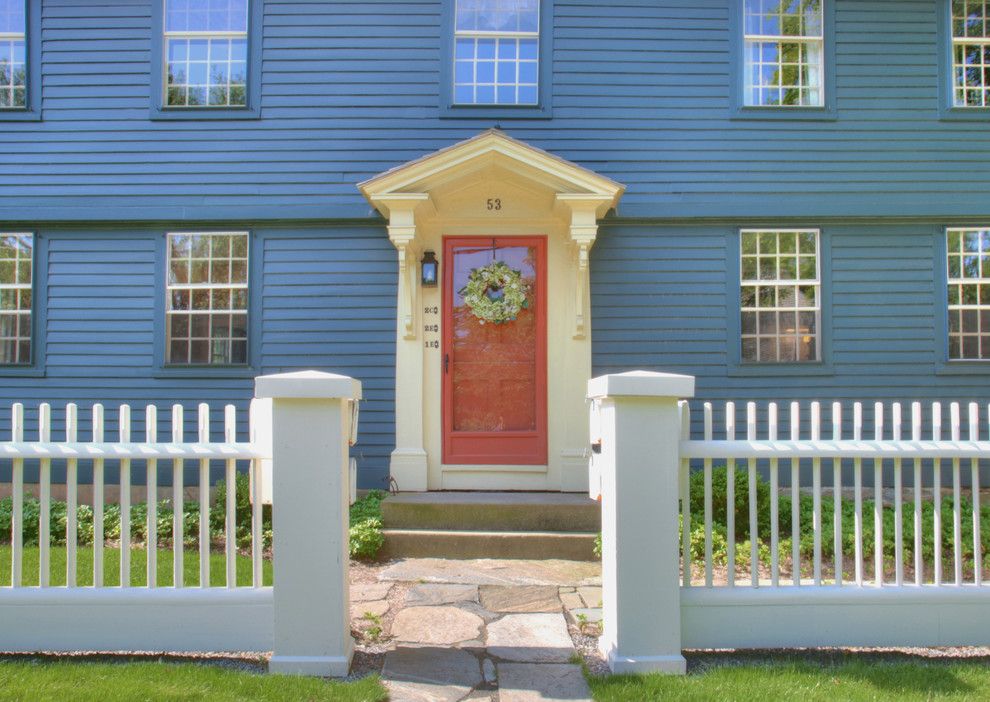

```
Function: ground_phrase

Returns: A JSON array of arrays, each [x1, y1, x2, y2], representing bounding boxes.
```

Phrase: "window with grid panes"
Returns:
[[166, 233, 248, 365], [740, 230, 821, 363], [946, 228, 990, 359], [0, 233, 32, 365], [0, 0, 26, 109], [951, 1, 990, 107], [164, 0, 248, 107], [454, 0, 539, 105], [743, 0, 824, 107]]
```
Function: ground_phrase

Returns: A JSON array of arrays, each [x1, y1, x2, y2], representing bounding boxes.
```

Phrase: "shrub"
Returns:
[[349, 490, 387, 560]]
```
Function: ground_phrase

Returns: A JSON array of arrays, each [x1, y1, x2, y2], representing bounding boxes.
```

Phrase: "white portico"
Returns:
[[359, 130, 624, 492]]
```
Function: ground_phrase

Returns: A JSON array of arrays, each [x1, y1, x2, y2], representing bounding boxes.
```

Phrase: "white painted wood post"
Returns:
[[254, 370, 361, 677], [588, 370, 695, 675]]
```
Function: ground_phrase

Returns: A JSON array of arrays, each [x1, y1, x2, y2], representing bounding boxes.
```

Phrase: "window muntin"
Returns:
[[454, 0, 539, 105], [951, 1, 990, 107], [743, 0, 823, 107], [946, 228, 990, 360], [740, 230, 820, 363], [0, 0, 26, 109], [166, 232, 248, 366], [164, 0, 248, 108], [0, 233, 32, 365]]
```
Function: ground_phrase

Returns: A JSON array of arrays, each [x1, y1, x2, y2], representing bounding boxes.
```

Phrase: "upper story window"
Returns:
[[454, 0, 539, 105], [166, 232, 249, 366], [951, 1, 990, 107], [164, 0, 248, 108], [946, 228, 990, 359], [0, 233, 32, 366], [743, 0, 824, 107], [740, 229, 820, 363], [0, 0, 26, 109]]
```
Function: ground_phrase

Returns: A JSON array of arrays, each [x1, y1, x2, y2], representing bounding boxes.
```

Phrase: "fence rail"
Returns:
[[679, 400, 988, 590], [2, 401, 269, 591]]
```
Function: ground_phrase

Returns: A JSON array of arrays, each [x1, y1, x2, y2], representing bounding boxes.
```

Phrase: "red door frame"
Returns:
[[441, 236, 548, 466]]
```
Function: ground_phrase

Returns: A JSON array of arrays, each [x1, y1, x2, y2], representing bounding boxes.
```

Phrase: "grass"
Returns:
[[0, 545, 273, 587], [587, 657, 990, 702], [0, 660, 386, 702]]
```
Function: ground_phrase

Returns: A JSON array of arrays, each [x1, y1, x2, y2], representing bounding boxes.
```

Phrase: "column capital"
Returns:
[[255, 371, 362, 401]]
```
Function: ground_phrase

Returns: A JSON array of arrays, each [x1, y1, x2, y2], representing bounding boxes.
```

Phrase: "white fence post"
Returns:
[[588, 370, 695, 675], [254, 370, 361, 677]]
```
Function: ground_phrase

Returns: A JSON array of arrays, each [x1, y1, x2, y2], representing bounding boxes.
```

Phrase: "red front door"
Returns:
[[442, 236, 548, 465]]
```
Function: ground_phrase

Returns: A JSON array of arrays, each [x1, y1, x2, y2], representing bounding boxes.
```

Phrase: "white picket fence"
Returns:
[[0, 370, 359, 677], [3, 401, 267, 592], [589, 371, 990, 675]]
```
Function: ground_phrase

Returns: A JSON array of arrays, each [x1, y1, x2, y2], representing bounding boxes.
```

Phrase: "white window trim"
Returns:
[[742, 2, 825, 108], [740, 228, 822, 363], [165, 231, 249, 366], [950, 2, 990, 107], [453, 0, 540, 106], [0, 232, 33, 366], [162, 0, 249, 108], [946, 226, 990, 360]]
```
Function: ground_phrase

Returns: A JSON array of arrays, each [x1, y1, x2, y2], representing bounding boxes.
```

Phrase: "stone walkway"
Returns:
[[349, 558, 603, 702]]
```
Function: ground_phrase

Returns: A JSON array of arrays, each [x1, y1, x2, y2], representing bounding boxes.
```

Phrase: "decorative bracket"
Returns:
[[557, 194, 618, 340], [370, 193, 431, 340]]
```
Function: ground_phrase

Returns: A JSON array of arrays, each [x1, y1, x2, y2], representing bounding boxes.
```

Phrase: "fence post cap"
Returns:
[[255, 370, 362, 400], [587, 370, 695, 400]]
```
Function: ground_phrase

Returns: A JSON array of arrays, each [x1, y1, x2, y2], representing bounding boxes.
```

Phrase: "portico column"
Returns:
[[373, 193, 431, 492]]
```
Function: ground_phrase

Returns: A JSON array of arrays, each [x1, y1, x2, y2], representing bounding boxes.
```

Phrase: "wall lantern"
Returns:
[[421, 250, 439, 287]]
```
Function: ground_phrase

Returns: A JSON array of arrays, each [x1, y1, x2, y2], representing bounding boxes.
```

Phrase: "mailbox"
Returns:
[[588, 398, 603, 501]]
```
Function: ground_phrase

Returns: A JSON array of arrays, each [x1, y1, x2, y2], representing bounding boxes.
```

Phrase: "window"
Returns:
[[166, 232, 248, 366], [743, 0, 824, 107], [946, 228, 990, 360], [453, 0, 539, 105], [0, 233, 32, 366], [951, 1, 990, 107], [0, 0, 26, 109], [740, 229, 820, 363], [164, 0, 248, 108]]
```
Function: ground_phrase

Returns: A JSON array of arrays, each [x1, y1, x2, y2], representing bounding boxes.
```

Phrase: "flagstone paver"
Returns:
[[486, 613, 576, 663], [392, 606, 485, 645], [405, 583, 479, 607], [577, 586, 602, 608], [351, 582, 393, 602], [479, 585, 561, 613], [569, 608, 603, 623], [497, 663, 592, 702], [350, 599, 389, 620], [559, 590, 584, 611]]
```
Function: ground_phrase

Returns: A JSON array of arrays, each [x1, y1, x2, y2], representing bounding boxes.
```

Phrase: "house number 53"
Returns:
[[487, 198, 502, 211]]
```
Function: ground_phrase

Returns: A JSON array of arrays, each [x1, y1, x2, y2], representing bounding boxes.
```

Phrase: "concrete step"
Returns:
[[381, 492, 601, 533], [380, 528, 599, 561]]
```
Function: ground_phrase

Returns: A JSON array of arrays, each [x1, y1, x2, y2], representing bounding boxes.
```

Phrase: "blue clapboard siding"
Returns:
[[2, 0, 990, 220], [0, 226, 396, 490], [591, 222, 990, 485]]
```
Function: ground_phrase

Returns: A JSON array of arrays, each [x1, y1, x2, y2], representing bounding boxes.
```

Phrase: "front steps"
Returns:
[[380, 492, 601, 561]]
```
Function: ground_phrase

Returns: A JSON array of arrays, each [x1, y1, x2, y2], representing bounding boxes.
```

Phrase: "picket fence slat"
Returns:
[[680, 399, 988, 591]]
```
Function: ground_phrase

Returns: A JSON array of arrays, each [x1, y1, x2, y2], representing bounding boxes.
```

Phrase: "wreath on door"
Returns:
[[460, 261, 529, 325]]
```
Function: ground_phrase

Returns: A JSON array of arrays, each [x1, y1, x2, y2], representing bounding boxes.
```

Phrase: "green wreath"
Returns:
[[460, 261, 529, 325]]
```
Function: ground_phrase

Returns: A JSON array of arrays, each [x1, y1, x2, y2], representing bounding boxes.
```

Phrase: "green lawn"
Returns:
[[0, 546, 272, 587], [0, 661, 385, 702], [588, 658, 990, 702]]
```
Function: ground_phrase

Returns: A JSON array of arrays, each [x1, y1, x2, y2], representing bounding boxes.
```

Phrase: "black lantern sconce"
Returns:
[[421, 250, 438, 287]]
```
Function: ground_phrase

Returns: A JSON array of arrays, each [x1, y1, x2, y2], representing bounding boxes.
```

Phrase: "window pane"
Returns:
[[166, 232, 249, 365], [739, 230, 820, 363], [947, 228, 990, 360], [166, 0, 248, 32], [0, 233, 33, 366], [743, 0, 824, 107], [453, 2, 540, 105]]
